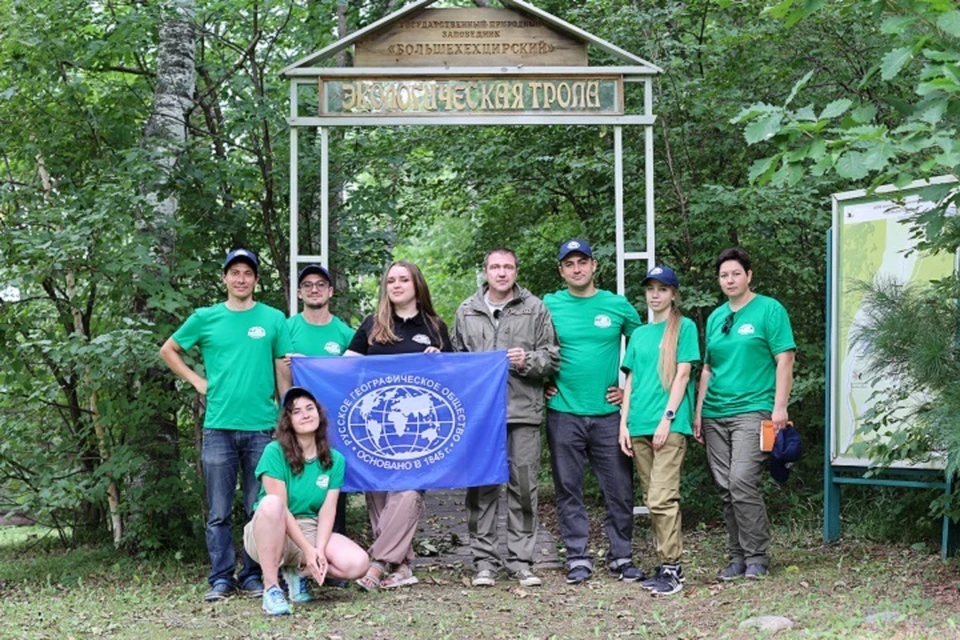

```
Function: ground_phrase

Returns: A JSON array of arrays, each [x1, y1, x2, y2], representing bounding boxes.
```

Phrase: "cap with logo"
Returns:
[[298, 264, 333, 285], [223, 248, 259, 275], [769, 424, 801, 483], [558, 238, 594, 262], [642, 265, 680, 289]]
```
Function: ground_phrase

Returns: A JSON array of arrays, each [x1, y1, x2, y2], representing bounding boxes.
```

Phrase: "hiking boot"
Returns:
[[610, 561, 645, 583], [514, 569, 542, 587], [239, 576, 264, 597], [566, 565, 592, 585], [282, 567, 312, 603], [204, 580, 235, 602], [642, 564, 686, 590], [718, 561, 747, 582], [471, 569, 497, 587], [745, 563, 769, 579], [649, 564, 683, 598], [261, 584, 291, 616]]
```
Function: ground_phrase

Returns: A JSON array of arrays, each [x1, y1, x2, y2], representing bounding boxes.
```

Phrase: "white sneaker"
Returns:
[[471, 569, 496, 587], [515, 569, 542, 587]]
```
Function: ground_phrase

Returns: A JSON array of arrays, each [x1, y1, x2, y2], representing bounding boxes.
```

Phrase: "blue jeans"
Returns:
[[202, 428, 273, 587], [546, 410, 635, 570]]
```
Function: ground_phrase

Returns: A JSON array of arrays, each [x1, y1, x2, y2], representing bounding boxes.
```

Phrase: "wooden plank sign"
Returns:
[[355, 8, 587, 68]]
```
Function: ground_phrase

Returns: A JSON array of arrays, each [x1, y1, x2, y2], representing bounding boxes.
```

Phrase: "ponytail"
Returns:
[[657, 295, 682, 391]]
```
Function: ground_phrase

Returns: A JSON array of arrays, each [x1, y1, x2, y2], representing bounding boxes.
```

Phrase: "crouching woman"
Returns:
[[243, 386, 369, 615]]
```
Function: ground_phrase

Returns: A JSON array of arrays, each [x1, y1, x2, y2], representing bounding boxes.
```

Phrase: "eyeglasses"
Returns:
[[721, 312, 735, 335], [300, 281, 329, 291]]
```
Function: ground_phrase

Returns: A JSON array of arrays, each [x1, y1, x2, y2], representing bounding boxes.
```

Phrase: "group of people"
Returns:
[[159, 240, 795, 615]]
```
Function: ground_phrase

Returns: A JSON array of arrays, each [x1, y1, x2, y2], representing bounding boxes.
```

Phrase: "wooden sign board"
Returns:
[[321, 77, 621, 116], [355, 8, 587, 68]]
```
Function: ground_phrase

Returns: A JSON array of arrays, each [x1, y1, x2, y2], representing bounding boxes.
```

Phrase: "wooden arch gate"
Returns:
[[280, 0, 663, 314]]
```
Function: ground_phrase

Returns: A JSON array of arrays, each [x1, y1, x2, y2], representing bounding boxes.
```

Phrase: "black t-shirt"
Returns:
[[348, 312, 453, 355]]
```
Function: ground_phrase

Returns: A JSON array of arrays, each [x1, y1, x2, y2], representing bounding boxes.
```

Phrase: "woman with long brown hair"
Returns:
[[242, 387, 368, 616], [618, 265, 700, 597], [346, 260, 452, 590]]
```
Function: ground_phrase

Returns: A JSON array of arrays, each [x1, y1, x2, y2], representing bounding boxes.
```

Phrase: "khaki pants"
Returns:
[[703, 411, 771, 566], [467, 423, 540, 574], [366, 490, 423, 565], [631, 432, 686, 564]]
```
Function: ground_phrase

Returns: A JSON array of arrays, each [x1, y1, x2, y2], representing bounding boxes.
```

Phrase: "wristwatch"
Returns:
[[664, 409, 676, 421]]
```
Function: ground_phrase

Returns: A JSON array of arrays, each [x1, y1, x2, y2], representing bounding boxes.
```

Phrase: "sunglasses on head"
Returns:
[[721, 312, 735, 335]]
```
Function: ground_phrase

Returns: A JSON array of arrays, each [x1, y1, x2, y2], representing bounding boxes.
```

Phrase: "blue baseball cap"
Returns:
[[643, 265, 680, 289], [770, 425, 801, 483], [223, 248, 259, 275], [558, 238, 593, 262], [298, 264, 332, 285], [281, 385, 318, 408]]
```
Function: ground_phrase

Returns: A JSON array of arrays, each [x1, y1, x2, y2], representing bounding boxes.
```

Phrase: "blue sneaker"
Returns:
[[262, 585, 291, 616], [239, 576, 264, 597], [203, 580, 235, 602], [610, 561, 645, 583], [282, 567, 312, 603]]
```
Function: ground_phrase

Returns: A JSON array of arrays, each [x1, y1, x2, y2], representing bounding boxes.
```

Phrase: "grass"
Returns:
[[2, 524, 959, 639]]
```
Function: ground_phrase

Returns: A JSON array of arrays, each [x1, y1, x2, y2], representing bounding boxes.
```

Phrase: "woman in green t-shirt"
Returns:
[[694, 247, 796, 582], [618, 266, 700, 598], [243, 387, 369, 616]]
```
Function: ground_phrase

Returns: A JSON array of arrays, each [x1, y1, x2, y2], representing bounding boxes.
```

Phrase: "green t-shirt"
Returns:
[[253, 441, 345, 519], [702, 294, 796, 419], [171, 302, 292, 430], [621, 317, 701, 437], [287, 314, 355, 357], [544, 289, 641, 416]]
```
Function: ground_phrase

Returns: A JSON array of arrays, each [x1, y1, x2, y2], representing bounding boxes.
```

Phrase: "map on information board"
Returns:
[[830, 177, 957, 468]]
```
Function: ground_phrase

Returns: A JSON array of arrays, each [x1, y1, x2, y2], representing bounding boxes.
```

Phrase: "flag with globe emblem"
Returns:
[[292, 352, 509, 491]]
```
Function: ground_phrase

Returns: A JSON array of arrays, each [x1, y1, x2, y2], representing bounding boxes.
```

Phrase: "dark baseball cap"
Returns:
[[558, 239, 593, 262], [298, 264, 332, 285], [770, 425, 802, 483], [281, 385, 319, 408], [223, 248, 259, 275], [642, 265, 680, 289]]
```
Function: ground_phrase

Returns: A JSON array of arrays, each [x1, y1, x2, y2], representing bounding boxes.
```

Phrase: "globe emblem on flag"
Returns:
[[347, 384, 457, 460]]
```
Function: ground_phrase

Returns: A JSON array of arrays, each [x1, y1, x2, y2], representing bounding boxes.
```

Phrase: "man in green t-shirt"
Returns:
[[543, 239, 643, 585], [287, 264, 354, 556], [159, 248, 292, 602]]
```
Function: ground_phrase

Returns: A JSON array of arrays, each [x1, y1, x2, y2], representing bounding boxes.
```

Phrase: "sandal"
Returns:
[[381, 563, 418, 589], [356, 560, 388, 592]]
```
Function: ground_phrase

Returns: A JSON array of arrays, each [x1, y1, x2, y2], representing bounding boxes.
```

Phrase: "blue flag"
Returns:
[[291, 352, 509, 491]]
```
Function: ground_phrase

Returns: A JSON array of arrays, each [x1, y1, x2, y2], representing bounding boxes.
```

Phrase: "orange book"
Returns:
[[760, 420, 776, 453]]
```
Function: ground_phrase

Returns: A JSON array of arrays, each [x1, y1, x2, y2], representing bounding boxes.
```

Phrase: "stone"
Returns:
[[864, 611, 901, 626], [738, 616, 795, 633]]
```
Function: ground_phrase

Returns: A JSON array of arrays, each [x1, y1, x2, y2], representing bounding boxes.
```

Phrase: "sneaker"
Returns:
[[718, 561, 747, 582], [471, 569, 497, 587], [204, 580, 235, 602], [261, 585, 291, 616], [650, 564, 683, 598], [282, 567, 312, 603], [745, 563, 769, 579], [239, 576, 264, 597], [642, 564, 686, 590], [324, 577, 351, 589], [566, 565, 592, 585], [610, 562, 645, 583], [514, 569, 542, 587]]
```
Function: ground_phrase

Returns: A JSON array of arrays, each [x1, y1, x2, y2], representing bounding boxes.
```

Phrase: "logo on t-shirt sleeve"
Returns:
[[248, 326, 267, 339], [593, 314, 612, 329]]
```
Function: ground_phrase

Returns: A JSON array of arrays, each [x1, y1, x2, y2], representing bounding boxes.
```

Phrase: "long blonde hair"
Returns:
[[657, 291, 683, 391], [369, 260, 446, 347]]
